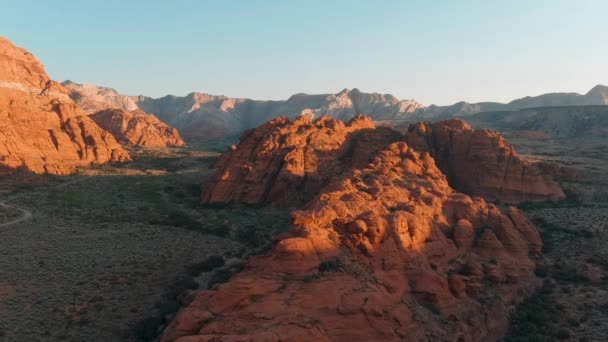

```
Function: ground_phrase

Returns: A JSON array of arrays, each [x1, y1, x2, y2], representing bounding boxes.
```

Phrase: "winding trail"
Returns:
[[0, 201, 32, 227], [0, 177, 87, 228]]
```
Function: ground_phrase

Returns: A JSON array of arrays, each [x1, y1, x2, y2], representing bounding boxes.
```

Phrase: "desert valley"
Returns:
[[1, 27, 607, 342]]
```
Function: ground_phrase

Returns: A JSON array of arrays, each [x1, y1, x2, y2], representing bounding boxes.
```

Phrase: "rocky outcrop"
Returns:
[[403, 119, 565, 203], [0, 36, 129, 175], [89, 109, 184, 147], [201, 115, 403, 206], [203, 116, 564, 206], [164, 142, 542, 342]]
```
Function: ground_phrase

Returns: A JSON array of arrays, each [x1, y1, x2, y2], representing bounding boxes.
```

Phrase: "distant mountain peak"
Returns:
[[587, 84, 608, 95]]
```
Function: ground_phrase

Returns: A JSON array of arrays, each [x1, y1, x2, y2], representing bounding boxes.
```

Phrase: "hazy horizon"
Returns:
[[3, 0, 607, 106]]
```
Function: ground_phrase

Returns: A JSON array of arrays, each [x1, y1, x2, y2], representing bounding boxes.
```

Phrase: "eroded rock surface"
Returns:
[[403, 119, 565, 203], [201, 115, 403, 206], [89, 108, 184, 147], [165, 142, 542, 342], [0, 36, 129, 174]]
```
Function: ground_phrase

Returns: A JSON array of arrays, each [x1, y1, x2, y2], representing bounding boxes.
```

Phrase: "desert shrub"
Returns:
[[586, 255, 608, 270], [185, 255, 225, 276], [207, 224, 231, 237], [207, 263, 245, 289], [303, 274, 321, 283], [199, 202, 228, 209], [318, 259, 340, 273], [505, 280, 557, 341], [150, 209, 204, 232], [556, 328, 571, 340], [133, 315, 163, 341], [534, 266, 548, 278], [234, 227, 270, 247], [187, 183, 202, 197], [552, 268, 587, 283]]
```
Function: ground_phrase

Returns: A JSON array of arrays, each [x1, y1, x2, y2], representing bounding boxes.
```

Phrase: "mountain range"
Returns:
[[64, 81, 608, 140]]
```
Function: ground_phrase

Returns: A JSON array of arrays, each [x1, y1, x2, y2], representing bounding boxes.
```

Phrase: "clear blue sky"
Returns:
[[2, 0, 606, 105]]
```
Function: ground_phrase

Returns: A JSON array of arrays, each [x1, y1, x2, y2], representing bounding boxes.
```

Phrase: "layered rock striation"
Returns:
[[0, 36, 129, 174]]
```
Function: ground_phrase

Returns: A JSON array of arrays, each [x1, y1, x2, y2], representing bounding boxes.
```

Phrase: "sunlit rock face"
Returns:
[[0, 36, 129, 174], [201, 114, 403, 206], [403, 119, 565, 204], [163, 142, 542, 342], [89, 108, 184, 148]]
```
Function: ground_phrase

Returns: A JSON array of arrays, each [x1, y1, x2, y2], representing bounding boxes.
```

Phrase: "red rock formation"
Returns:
[[164, 142, 542, 341], [201, 114, 403, 206], [89, 108, 184, 147], [403, 119, 565, 203], [0, 36, 129, 174]]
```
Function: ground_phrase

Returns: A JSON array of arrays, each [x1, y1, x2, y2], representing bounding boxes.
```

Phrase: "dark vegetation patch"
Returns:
[[318, 259, 341, 273], [517, 188, 583, 210], [132, 255, 225, 341], [505, 280, 564, 341], [530, 217, 594, 254]]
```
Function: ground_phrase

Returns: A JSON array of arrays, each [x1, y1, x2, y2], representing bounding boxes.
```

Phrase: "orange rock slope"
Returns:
[[202, 116, 563, 206], [403, 119, 565, 203], [89, 108, 184, 148], [201, 114, 402, 206], [165, 142, 542, 342], [0, 36, 129, 174]]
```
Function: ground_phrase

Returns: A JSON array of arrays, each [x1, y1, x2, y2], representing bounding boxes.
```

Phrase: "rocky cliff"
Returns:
[[89, 109, 184, 148], [201, 115, 403, 206], [403, 119, 565, 203], [164, 142, 542, 342], [0, 37, 129, 174]]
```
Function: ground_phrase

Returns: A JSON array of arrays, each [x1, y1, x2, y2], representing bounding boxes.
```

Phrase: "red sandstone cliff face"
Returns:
[[165, 142, 542, 342], [201, 114, 403, 206], [403, 119, 565, 203], [0, 36, 129, 174], [89, 108, 184, 148]]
